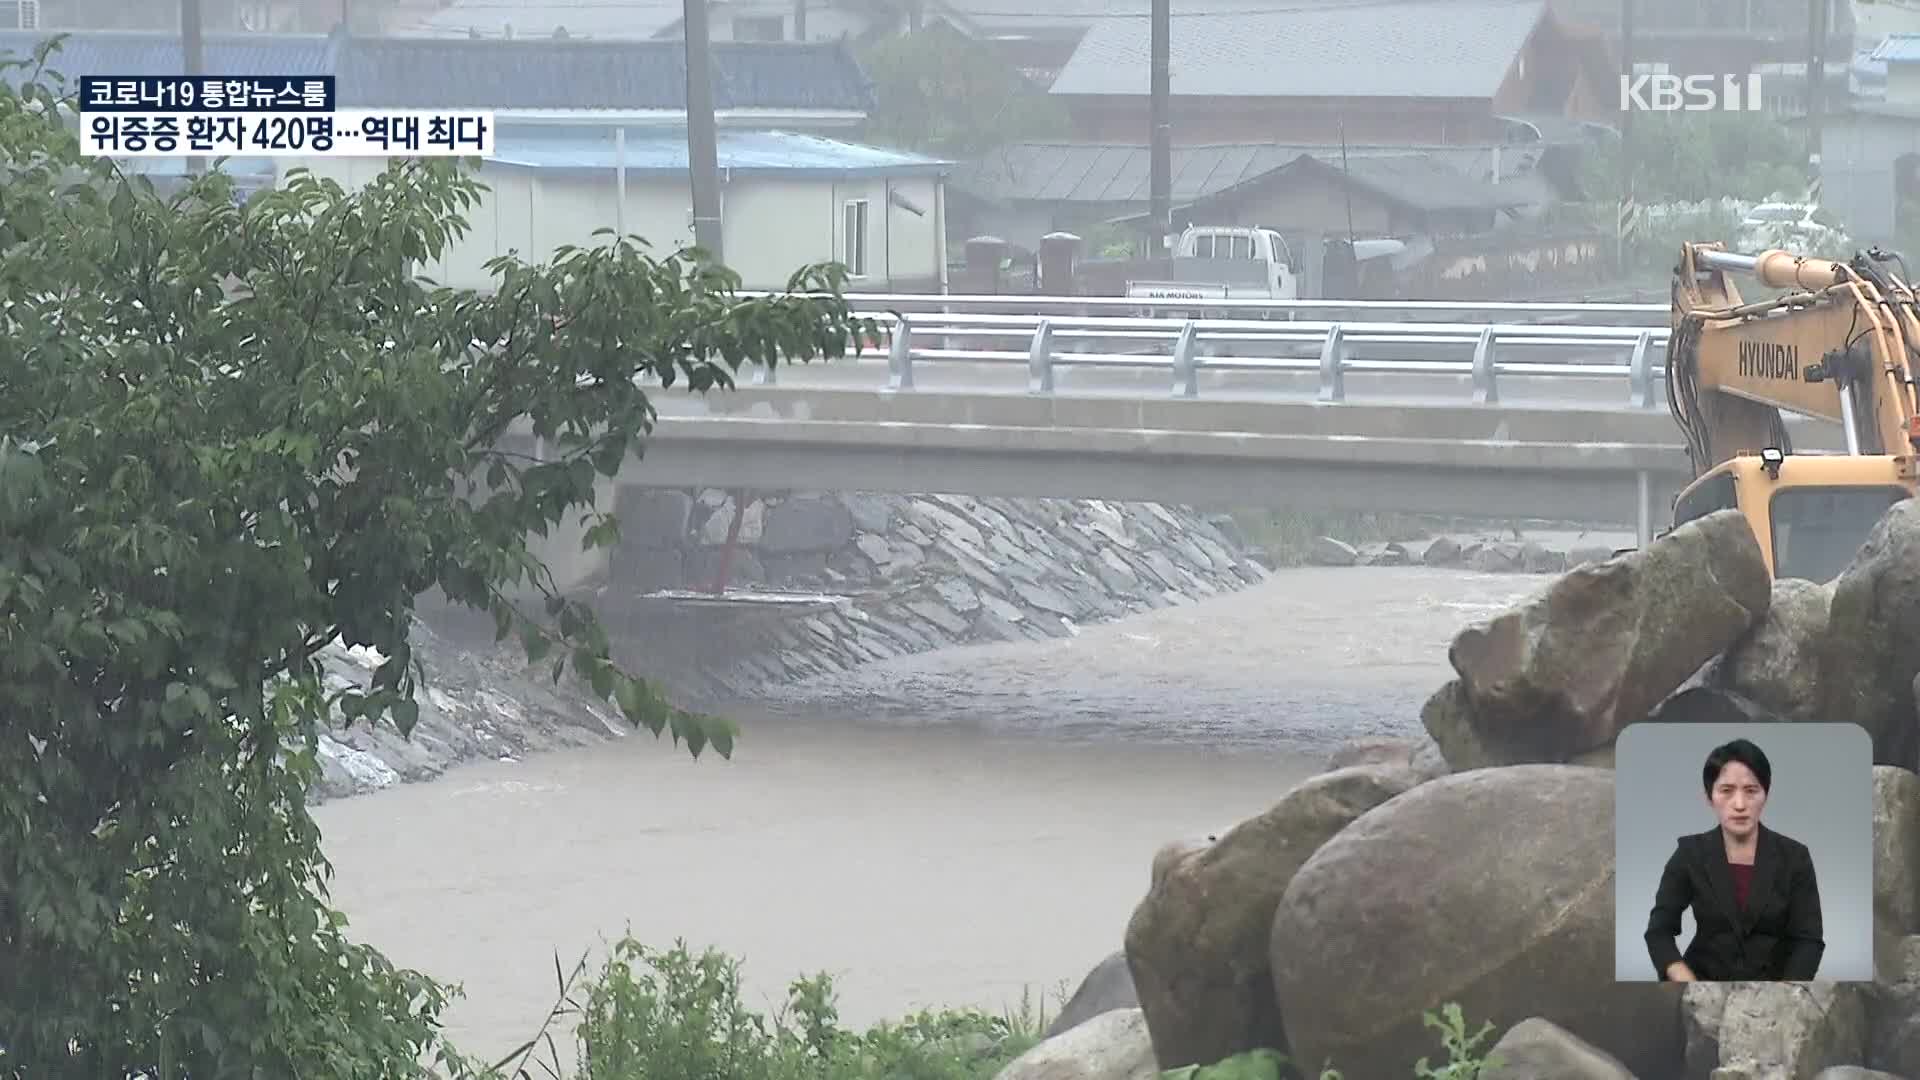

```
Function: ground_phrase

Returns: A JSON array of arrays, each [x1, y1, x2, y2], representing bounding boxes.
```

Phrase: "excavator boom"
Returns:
[[1664, 242, 1920, 579]]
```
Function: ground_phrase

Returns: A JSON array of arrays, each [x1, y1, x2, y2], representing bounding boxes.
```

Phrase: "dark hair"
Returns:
[[1702, 738, 1772, 795]]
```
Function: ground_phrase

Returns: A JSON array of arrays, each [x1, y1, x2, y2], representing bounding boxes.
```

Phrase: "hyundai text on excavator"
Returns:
[[1665, 242, 1919, 581]]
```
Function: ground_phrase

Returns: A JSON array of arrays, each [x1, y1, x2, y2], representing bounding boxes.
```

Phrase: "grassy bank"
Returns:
[[457, 937, 1503, 1080]]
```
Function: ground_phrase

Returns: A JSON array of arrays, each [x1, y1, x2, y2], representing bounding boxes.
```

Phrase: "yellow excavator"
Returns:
[[1665, 242, 1919, 581]]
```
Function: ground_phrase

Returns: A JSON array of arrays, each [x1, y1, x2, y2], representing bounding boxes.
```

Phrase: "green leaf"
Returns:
[[521, 625, 552, 663]]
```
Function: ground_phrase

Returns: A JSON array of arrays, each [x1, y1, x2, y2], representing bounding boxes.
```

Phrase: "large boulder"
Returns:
[[1681, 982, 1870, 1080], [1044, 951, 1137, 1040], [992, 1007, 1160, 1080], [1482, 1017, 1637, 1080], [1867, 935, 1920, 1077], [1818, 499, 1920, 771], [1644, 685, 1790, 726], [1423, 510, 1771, 769], [1269, 765, 1684, 1079], [1125, 764, 1423, 1069], [1872, 767, 1920, 941], [1324, 735, 1447, 781], [1708, 578, 1834, 721]]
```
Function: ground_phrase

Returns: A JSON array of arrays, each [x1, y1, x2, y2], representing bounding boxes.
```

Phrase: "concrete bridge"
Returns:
[[509, 302, 1846, 590]]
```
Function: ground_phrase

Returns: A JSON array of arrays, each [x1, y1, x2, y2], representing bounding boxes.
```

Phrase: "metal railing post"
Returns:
[[887, 315, 914, 391], [1171, 320, 1199, 398], [1318, 324, 1346, 402], [1471, 326, 1498, 404], [1637, 470, 1653, 547], [1028, 319, 1055, 394], [1628, 330, 1656, 408]]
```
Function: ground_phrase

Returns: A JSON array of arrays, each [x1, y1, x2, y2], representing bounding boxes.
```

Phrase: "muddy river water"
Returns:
[[311, 566, 1546, 1062]]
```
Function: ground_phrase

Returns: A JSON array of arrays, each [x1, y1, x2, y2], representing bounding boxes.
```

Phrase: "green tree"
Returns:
[[855, 25, 1070, 158], [1579, 111, 1809, 206], [0, 37, 870, 1077]]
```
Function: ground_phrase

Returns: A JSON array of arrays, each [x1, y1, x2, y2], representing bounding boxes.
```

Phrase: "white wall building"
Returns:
[[289, 125, 952, 292]]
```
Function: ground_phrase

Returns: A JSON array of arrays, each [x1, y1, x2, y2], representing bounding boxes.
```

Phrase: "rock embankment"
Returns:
[[308, 621, 624, 803], [585, 489, 1272, 702], [308, 491, 1275, 801], [1305, 528, 1631, 574], [1004, 501, 1920, 1080]]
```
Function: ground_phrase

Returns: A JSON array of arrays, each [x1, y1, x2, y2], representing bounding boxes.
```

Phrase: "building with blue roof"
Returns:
[[0, 28, 876, 130], [296, 123, 951, 292]]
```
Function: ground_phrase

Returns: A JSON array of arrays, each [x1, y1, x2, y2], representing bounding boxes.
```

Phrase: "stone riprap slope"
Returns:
[[587, 489, 1273, 700], [311, 491, 1275, 800]]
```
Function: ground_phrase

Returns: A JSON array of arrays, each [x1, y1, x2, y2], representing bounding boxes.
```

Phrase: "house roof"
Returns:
[[487, 127, 951, 178], [1262, 152, 1530, 212], [400, 0, 688, 39], [0, 29, 874, 114], [949, 141, 1540, 205], [0, 30, 334, 89], [332, 36, 874, 111], [1049, 0, 1549, 99], [1872, 33, 1920, 64], [925, 0, 1276, 40]]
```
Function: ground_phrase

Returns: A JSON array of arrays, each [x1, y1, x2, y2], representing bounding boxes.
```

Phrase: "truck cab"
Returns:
[[1125, 226, 1299, 303]]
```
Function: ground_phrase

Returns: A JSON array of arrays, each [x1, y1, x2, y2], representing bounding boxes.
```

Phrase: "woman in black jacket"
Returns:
[[1645, 738, 1825, 982]]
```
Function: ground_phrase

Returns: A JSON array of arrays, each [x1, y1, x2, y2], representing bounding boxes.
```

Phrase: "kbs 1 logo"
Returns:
[[1619, 73, 1764, 112]]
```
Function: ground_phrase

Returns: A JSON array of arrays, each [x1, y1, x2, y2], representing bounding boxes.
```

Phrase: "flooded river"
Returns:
[[311, 566, 1545, 1062]]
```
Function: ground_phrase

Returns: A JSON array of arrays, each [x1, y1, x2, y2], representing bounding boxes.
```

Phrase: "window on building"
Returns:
[[733, 15, 784, 40], [842, 199, 869, 277]]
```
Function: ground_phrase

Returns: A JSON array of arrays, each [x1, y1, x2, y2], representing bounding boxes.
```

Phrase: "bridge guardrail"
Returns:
[[750, 309, 1672, 410], [763, 291, 1671, 324]]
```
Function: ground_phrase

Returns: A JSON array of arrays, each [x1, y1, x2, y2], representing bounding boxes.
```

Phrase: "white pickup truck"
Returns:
[[1125, 226, 1300, 302]]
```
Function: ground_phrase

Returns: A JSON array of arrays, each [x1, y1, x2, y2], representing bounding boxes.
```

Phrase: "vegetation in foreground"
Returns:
[[0, 36, 869, 1075], [468, 937, 1503, 1080]]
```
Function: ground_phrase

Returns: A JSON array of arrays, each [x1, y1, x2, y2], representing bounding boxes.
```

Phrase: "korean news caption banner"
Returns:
[[77, 76, 495, 157]]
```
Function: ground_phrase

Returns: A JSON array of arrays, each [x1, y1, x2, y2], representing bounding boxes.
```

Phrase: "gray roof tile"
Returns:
[[1872, 33, 1920, 64], [1049, 0, 1548, 99], [334, 36, 874, 111], [950, 141, 1532, 212], [0, 29, 333, 91]]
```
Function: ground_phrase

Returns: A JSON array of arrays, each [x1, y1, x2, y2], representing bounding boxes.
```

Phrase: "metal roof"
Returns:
[[333, 36, 874, 112], [401, 0, 688, 39], [0, 29, 333, 91], [926, 0, 1276, 38], [1049, 0, 1549, 99], [1272, 152, 1530, 211], [487, 128, 951, 177], [0, 30, 873, 114], [1872, 33, 1920, 63], [949, 141, 1538, 206]]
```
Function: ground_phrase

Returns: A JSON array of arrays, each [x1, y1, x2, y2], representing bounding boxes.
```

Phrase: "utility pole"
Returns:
[[793, 0, 805, 40], [182, 0, 204, 176], [1806, 0, 1827, 173], [1148, 0, 1170, 259], [683, 0, 724, 263], [1618, 0, 1633, 269]]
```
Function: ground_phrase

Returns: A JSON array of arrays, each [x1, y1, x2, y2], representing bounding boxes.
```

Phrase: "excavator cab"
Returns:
[[1667, 242, 1920, 580], [1671, 453, 1915, 582]]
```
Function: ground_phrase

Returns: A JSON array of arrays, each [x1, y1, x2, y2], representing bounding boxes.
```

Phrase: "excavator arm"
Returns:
[[1669, 242, 1920, 474]]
